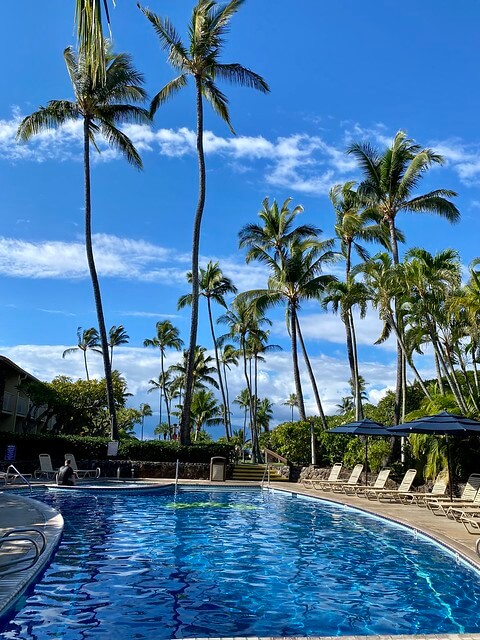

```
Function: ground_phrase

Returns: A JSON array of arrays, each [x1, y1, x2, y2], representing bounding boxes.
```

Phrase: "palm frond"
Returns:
[[100, 121, 143, 169], [202, 78, 233, 133], [214, 63, 269, 93], [17, 101, 79, 141], [150, 75, 188, 117]]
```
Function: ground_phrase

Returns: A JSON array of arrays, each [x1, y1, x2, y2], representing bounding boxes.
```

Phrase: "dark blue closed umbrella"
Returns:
[[329, 418, 396, 485], [389, 411, 480, 500]]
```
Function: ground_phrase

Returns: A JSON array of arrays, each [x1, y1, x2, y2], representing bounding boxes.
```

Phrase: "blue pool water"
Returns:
[[1, 487, 480, 638]]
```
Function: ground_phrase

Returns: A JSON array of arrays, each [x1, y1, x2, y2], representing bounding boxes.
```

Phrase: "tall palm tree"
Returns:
[[178, 261, 237, 439], [18, 46, 149, 440], [108, 324, 129, 368], [256, 397, 274, 432], [218, 298, 270, 462], [348, 130, 460, 424], [329, 180, 392, 419], [144, 320, 184, 430], [62, 326, 101, 380], [140, 0, 269, 445], [283, 393, 298, 421], [239, 240, 336, 422], [139, 402, 152, 441]]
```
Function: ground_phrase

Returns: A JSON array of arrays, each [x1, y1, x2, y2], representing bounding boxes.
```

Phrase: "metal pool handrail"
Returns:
[[0, 527, 47, 576], [4, 465, 32, 493]]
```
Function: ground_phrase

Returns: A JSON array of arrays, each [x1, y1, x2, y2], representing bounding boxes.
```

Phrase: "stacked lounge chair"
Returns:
[[425, 473, 480, 517]]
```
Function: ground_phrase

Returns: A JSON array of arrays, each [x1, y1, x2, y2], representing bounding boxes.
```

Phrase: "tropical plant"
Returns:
[[178, 261, 237, 439], [108, 324, 129, 367], [234, 388, 251, 459], [144, 321, 184, 429], [62, 327, 101, 381], [18, 45, 149, 439], [75, 0, 112, 86], [256, 397, 274, 432], [219, 343, 239, 431], [140, 0, 269, 446]]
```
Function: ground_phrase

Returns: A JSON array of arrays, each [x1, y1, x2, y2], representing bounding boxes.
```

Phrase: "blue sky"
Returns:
[[1, 1, 480, 439]]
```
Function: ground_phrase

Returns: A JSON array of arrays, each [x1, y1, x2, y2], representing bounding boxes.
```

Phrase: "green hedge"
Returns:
[[0, 433, 234, 466]]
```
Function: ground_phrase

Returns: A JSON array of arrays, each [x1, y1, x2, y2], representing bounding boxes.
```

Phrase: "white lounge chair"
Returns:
[[364, 469, 417, 501], [425, 473, 480, 517], [64, 453, 100, 479], [346, 468, 391, 496], [302, 463, 342, 489], [330, 464, 364, 493], [34, 454, 58, 480], [397, 471, 448, 506]]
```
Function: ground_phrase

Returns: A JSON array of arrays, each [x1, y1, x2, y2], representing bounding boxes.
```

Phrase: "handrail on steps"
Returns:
[[2, 465, 32, 493], [261, 463, 271, 489], [263, 448, 287, 465], [0, 527, 47, 576]]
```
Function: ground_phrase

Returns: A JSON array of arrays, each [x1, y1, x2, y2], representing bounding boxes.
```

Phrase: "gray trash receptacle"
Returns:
[[210, 456, 226, 481]]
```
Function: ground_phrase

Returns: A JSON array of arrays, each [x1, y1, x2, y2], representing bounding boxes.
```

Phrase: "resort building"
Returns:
[[0, 355, 53, 433]]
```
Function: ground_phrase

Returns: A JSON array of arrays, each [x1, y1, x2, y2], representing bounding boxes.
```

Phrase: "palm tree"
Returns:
[[139, 402, 152, 441], [190, 389, 223, 441], [329, 181, 391, 419], [218, 298, 270, 462], [234, 388, 251, 460], [283, 393, 298, 421], [62, 326, 101, 380], [348, 130, 460, 424], [178, 261, 237, 439], [18, 46, 149, 440], [239, 240, 336, 423], [256, 398, 274, 432], [140, 0, 269, 446], [144, 321, 184, 430], [108, 325, 129, 368]]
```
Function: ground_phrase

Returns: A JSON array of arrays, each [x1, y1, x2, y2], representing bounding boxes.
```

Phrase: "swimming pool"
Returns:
[[1, 487, 480, 638]]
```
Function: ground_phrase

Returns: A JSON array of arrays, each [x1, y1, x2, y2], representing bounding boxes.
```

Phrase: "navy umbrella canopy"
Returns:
[[328, 418, 396, 485], [389, 411, 480, 500]]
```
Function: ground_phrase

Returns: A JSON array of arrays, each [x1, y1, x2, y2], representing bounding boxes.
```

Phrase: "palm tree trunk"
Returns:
[[348, 309, 363, 420], [83, 118, 118, 440], [242, 341, 260, 462], [83, 349, 90, 381], [295, 315, 325, 428], [389, 217, 403, 425], [181, 78, 206, 446], [222, 361, 232, 435], [291, 306, 306, 421], [434, 351, 445, 393], [207, 297, 229, 440]]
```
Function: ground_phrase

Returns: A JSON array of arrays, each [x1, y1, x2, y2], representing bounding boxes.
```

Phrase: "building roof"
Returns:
[[0, 355, 44, 385]]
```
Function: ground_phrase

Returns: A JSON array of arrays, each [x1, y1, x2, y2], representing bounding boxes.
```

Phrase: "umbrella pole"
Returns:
[[446, 434, 453, 502], [365, 437, 368, 485]]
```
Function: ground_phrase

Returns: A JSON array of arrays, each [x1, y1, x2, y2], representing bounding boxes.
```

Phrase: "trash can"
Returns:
[[210, 456, 226, 482]]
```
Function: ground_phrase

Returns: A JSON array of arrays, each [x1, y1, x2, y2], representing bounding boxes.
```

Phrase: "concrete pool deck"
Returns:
[[2, 479, 480, 640]]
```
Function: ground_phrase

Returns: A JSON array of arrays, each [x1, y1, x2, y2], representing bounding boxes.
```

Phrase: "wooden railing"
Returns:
[[263, 448, 287, 465]]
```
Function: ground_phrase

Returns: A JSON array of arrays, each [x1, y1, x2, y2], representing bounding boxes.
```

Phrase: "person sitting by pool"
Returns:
[[57, 459, 77, 486]]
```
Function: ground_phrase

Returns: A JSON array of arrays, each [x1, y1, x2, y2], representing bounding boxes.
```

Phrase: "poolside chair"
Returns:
[[364, 469, 417, 501], [330, 464, 364, 493], [302, 463, 342, 489], [425, 473, 480, 517], [64, 453, 100, 479], [313, 464, 362, 492], [34, 454, 58, 480], [345, 468, 391, 496], [397, 471, 448, 506]]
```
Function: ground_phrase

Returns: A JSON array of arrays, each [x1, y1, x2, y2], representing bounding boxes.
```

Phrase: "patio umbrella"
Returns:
[[388, 411, 480, 501], [328, 418, 396, 485]]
